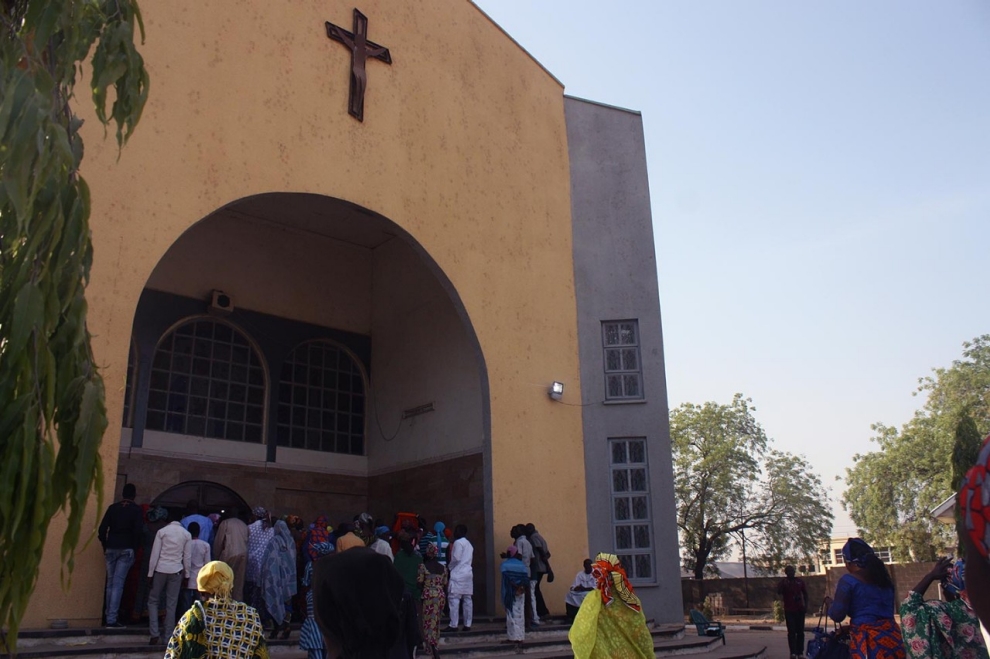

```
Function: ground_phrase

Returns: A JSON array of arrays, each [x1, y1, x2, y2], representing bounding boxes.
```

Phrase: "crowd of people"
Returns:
[[98, 494, 478, 657], [98, 429, 990, 659]]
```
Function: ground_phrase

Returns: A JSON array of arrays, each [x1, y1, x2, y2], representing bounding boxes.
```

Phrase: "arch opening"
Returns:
[[117, 192, 494, 611], [151, 480, 250, 519]]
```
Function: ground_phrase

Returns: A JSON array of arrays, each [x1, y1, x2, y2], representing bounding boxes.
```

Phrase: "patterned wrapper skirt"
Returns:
[[850, 619, 906, 659]]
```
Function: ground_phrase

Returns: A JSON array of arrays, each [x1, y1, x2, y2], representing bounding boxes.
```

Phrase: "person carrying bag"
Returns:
[[808, 601, 850, 659]]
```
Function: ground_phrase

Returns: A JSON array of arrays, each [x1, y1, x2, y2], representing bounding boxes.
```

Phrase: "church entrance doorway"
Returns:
[[151, 480, 249, 519], [118, 192, 493, 611]]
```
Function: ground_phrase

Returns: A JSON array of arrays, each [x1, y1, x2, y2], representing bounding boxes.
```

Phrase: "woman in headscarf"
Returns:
[[299, 542, 334, 659], [567, 552, 654, 659], [417, 543, 449, 659], [247, 507, 274, 611], [260, 519, 297, 639], [312, 546, 421, 659], [304, 515, 333, 563], [501, 545, 529, 648], [959, 433, 990, 641], [165, 560, 269, 659], [825, 538, 906, 659], [370, 526, 395, 561], [899, 557, 988, 659], [432, 522, 449, 567]]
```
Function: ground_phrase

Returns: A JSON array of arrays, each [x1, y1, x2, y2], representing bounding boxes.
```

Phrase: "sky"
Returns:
[[473, 0, 990, 538]]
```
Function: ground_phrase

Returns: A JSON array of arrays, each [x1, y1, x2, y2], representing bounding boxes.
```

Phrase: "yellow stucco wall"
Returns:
[[24, 0, 589, 626]]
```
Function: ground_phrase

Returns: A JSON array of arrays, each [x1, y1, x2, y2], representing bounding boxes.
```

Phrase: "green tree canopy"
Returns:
[[671, 394, 833, 579], [0, 0, 147, 649], [842, 335, 990, 561]]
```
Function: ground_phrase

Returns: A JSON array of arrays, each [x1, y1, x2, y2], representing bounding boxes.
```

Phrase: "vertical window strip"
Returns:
[[609, 437, 654, 581], [601, 320, 644, 400]]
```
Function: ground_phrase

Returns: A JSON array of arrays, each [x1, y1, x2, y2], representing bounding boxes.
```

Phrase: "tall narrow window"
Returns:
[[602, 320, 643, 400], [610, 437, 653, 581], [276, 341, 365, 456], [146, 319, 266, 443]]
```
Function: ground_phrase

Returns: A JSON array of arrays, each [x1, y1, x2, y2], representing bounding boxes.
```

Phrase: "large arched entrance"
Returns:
[[151, 481, 249, 518], [118, 193, 493, 610]]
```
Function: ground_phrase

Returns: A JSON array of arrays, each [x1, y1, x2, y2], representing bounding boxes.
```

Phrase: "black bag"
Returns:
[[807, 608, 849, 659]]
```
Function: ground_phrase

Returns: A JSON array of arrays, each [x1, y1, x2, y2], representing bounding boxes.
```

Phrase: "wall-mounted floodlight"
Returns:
[[549, 381, 564, 401]]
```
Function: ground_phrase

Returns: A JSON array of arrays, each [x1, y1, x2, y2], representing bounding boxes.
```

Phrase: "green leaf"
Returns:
[[7, 283, 44, 359]]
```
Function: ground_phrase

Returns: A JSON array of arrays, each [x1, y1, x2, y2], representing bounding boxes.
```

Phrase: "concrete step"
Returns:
[[1, 622, 765, 659]]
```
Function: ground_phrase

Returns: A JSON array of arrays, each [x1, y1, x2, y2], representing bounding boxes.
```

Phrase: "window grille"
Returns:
[[276, 341, 365, 456], [146, 319, 266, 443], [602, 320, 644, 400], [610, 437, 653, 581]]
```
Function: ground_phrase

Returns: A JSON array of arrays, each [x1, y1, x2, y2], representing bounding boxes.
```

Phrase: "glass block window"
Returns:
[[122, 345, 136, 428], [610, 437, 653, 581], [602, 320, 643, 400], [146, 319, 266, 443], [276, 341, 365, 455]]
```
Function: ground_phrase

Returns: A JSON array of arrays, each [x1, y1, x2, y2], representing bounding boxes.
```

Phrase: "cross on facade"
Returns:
[[325, 8, 392, 122]]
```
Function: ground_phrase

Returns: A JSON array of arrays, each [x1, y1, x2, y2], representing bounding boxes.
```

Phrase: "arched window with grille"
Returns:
[[276, 341, 365, 456], [147, 318, 267, 443]]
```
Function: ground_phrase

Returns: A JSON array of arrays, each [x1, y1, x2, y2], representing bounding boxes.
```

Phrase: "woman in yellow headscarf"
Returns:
[[568, 553, 654, 659], [165, 561, 270, 659]]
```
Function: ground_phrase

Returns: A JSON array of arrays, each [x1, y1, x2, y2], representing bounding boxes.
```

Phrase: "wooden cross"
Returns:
[[325, 9, 392, 122]]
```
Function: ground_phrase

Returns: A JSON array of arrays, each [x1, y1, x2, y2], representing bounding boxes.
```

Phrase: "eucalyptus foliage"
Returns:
[[671, 394, 833, 579], [0, 0, 147, 647], [843, 335, 990, 561]]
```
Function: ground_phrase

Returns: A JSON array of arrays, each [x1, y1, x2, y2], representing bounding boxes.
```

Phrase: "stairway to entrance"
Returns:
[[5, 617, 768, 659]]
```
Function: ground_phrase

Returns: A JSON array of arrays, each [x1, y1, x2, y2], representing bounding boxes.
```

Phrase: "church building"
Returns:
[[25, 0, 683, 624]]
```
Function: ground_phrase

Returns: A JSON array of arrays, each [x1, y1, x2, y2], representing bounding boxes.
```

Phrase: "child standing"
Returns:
[[180, 522, 211, 614]]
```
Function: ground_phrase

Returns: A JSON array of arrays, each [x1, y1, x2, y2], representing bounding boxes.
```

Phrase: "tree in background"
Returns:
[[0, 1, 148, 648], [671, 394, 833, 579], [843, 335, 990, 561]]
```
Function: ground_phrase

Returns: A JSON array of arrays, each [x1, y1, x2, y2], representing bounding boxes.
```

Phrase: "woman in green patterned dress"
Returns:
[[899, 557, 988, 659]]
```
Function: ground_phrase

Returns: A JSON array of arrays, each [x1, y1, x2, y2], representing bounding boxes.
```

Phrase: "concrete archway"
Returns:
[[119, 192, 495, 611]]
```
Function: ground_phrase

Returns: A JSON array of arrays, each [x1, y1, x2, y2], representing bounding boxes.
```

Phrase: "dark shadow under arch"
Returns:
[[151, 480, 250, 517]]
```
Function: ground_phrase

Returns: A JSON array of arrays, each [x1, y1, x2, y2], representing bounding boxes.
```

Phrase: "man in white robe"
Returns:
[[447, 524, 474, 631]]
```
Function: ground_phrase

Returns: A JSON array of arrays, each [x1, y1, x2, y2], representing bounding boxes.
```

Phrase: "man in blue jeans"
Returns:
[[98, 482, 145, 628]]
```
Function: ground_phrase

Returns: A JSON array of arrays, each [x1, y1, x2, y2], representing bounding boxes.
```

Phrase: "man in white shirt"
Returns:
[[446, 524, 474, 631], [146, 512, 190, 646], [565, 559, 596, 622], [512, 524, 539, 628]]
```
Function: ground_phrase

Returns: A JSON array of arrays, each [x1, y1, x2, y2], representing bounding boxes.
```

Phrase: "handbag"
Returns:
[[807, 607, 849, 659]]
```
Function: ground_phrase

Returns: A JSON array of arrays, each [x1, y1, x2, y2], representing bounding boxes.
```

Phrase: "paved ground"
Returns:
[[721, 629, 792, 659]]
